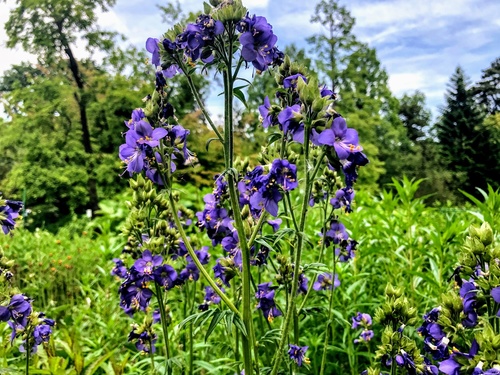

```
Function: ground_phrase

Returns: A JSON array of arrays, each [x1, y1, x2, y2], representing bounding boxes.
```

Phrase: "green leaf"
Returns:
[[205, 310, 225, 342], [84, 351, 115, 375], [205, 137, 222, 151], [233, 87, 248, 108], [203, 2, 212, 14], [232, 312, 248, 337]]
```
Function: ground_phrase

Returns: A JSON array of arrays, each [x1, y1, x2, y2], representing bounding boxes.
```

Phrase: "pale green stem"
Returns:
[[181, 65, 223, 143], [270, 122, 314, 375], [247, 210, 268, 249], [165, 187, 240, 316], [155, 283, 171, 375], [222, 30, 256, 372], [320, 254, 337, 375]]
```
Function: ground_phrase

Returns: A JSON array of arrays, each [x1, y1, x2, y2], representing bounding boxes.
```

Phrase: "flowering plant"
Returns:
[[0, 195, 55, 373], [362, 222, 500, 375], [115, 1, 368, 374]]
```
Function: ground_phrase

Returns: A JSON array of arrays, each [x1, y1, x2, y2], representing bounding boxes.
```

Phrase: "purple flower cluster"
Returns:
[[176, 14, 224, 63], [237, 14, 283, 72], [460, 280, 479, 327], [417, 307, 449, 360], [255, 282, 281, 322], [128, 325, 157, 354], [330, 187, 355, 213], [322, 220, 357, 262], [119, 109, 191, 183], [118, 250, 177, 316], [0, 199, 22, 235], [0, 294, 54, 354], [287, 344, 310, 367], [351, 312, 374, 344], [238, 159, 298, 217], [197, 176, 234, 246]]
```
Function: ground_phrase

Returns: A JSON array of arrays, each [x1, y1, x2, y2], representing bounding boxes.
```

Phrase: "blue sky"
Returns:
[[1, 0, 499, 120]]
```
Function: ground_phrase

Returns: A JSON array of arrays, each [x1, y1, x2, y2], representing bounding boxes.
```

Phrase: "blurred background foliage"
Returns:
[[0, 0, 499, 230]]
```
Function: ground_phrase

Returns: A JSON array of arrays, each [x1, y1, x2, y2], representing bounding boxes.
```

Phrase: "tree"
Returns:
[[472, 57, 500, 114], [307, 0, 355, 91], [4, 0, 118, 212], [398, 91, 432, 143], [436, 66, 500, 196]]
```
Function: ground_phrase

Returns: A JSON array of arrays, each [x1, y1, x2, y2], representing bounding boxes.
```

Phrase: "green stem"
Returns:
[[25, 352, 29, 375], [165, 187, 240, 316], [320, 255, 337, 375], [155, 283, 172, 375], [248, 210, 268, 249], [223, 35, 255, 371], [270, 122, 315, 375], [149, 342, 156, 375], [181, 66, 223, 143], [297, 194, 330, 314], [284, 192, 300, 233]]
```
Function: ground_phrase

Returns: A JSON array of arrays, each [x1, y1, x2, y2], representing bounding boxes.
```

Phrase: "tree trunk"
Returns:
[[57, 21, 99, 213]]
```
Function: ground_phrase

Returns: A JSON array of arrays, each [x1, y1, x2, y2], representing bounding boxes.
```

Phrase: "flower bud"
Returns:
[[469, 224, 481, 239], [479, 222, 493, 246]]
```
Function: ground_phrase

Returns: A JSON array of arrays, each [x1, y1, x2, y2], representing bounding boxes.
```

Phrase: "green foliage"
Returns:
[[436, 66, 500, 198], [471, 56, 500, 115]]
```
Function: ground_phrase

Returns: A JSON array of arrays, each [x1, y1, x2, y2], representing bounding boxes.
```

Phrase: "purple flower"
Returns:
[[316, 116, 362, 160], [213, 259, 233, 287], [298, 273, 308, 294], [111, 258, 128, 279], [313, 273, 340, 291], [340, 151, 369, 188], [460, 281, 478, 327], [277, 105, 304, 142], [351, 312, 372, 329], [288, 344, 309, 367], [354, 329, 374, 344], [249, 174, 283, 217], [119, 277, 153, 316], [283, 73, 307, 89], [330, 187, 355, 213], [145, 37, 160, 66], [31, 324, 52, 352], [153, 264, 177, 289], [1, 199, 23, 234], [395, 350, 417, 373], [134, 250, 163, 276], [128, 326, 157, 353], [325, 220, 349, 246], [238, 14, 282, 72], [335, 239, 357, 262], [238, 166, 264, 209], [255, 282, 281, 322], [134, 121, 168, 148], [267, 218, 282, 232], [439, 340, 479, 375], [7, 294, 32, 327], [491, 286, 500, 316], [320, 84, 336, 99], [199, 286, 224, 311], [259, 96, 273, 128], [270, 159, 298, 191], [176, 15, 223, 63], [439, 357, 461, 375]]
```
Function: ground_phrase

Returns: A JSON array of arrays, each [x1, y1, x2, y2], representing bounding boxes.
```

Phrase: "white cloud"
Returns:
[[244, 0, 269, 9]]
